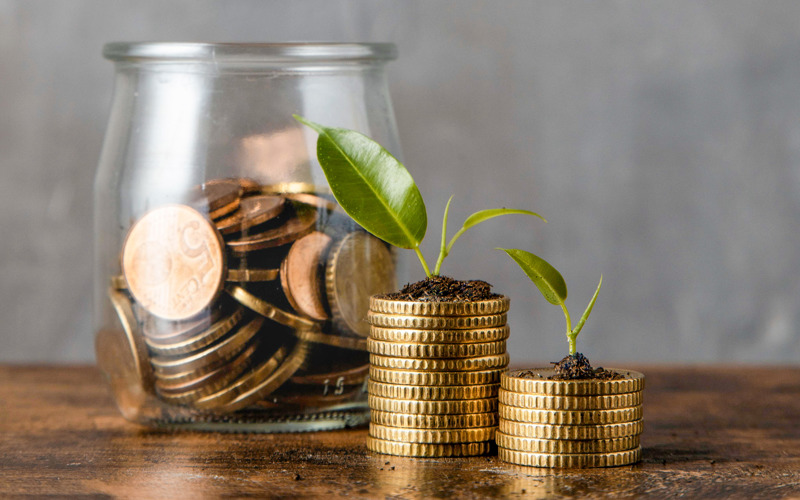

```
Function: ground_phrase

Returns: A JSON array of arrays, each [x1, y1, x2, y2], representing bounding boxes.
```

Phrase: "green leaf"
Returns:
[[294, 115, 427, 249], [571, 275, 602, 338], [461, 209, 546, 232], [498, 248, 567, 306]]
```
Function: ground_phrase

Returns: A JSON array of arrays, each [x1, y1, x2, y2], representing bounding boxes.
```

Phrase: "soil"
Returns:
[[548, 352, 624, 380], [378, 275, 500, 302]]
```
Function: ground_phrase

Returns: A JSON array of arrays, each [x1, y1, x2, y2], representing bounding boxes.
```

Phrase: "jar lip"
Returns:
[[103, 42, 397, 63]]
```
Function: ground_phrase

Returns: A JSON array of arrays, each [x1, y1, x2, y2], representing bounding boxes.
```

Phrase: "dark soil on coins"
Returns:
[[379, 275, 500, 302], [549, 352, 624, 380]]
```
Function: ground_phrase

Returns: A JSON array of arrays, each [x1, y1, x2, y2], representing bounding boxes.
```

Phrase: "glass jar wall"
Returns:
[[94, 43, 400, 431]]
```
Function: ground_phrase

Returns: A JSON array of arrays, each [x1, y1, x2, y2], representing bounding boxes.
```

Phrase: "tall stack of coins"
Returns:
[[105, 178, 395, 426], [365, 297, 510, 457], [496, 368, 645, 468]]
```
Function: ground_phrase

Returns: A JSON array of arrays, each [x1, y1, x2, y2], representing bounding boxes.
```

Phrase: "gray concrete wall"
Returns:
[[2, 1, 799, 364]]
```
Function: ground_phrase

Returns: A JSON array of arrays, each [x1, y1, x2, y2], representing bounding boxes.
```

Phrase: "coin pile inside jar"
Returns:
[[108, 178, 395, 418], [365, 296, 511, 457], [496, 368, 645, 468]]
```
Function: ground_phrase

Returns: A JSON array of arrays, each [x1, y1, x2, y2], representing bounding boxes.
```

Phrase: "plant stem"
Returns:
[[415, 247, 432, 277], [561, 304, 575, 356], [433, 196, 454, 276]]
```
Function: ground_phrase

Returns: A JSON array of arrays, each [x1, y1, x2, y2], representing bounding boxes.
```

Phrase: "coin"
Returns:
[[366, 436, 492, 457], [368, 325, 510, 344], [369, 296, 510, 317], [154, 341, 256, 393], [369, 423, 496, 444], [227, 285, 320, 331], [501, 369, 645, 396], [259, 182, 318, 195], [498, 390, 643, 411], [111, 275, 127, 290], [236, 178, 262, 195], [196, 340, 310, 412], [215, 195, 285, 235], [367, 312, 507, 330], [226, 268, 280, 282], [291, 363, 369, 386], [497, 419, 644, 440], [122, 204, 226, 321], [191, 179, 241, 212], [292, 329, 367, 351], [227, 204, 317, 254], [495, 432, 639, 454], [150, 316, 262, 375], [497, 446, 642, 468], [368, 395, 498, 414], [280, 231, 332, 320], [269, 383, 366, 408], [144, 307, 246, 356], [155, 342, 257, 405], [209, 198, 241, 220], [370, 411, 499, 429], [369, 353, 509, 372], [368, 380, 500, 400], [100, 288, 155, 394], [142, 309, 220, 342], [498, 405, 643, 425], [286, 192, 341, 213], [369, 367, 506, 386], [326, 232, 395, 337], [367, 339, 506, 358]]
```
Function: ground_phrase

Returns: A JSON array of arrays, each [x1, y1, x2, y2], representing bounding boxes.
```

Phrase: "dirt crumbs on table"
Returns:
[[379, 275, 499, 302]]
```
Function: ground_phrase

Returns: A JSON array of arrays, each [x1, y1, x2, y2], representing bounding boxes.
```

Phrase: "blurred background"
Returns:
[[2, 1, 799, 364]]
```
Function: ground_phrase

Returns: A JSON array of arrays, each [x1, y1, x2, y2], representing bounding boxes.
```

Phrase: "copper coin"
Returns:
[[209, 198, 240, 220], [122, 205, 226, 321], [192, 179, 242, 211], [227, 205, 317, 254], [236, 178, 262, 195], [325, 232, 396, 337], [280, 231, 332, 321], [286, 193, 341, 213], [215, 195, 285, 235]]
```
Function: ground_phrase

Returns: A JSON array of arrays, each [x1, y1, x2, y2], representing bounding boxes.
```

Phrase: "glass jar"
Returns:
[[94, 43, 400, 432]]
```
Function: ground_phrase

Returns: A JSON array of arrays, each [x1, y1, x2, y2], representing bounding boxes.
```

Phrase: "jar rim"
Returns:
[[103, 42, 397, 63]]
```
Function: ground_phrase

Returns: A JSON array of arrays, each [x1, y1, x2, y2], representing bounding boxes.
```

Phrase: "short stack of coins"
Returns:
[[365, 296, 511, 457], [105, 178, 395, 425], [497, 368, 645, 468]]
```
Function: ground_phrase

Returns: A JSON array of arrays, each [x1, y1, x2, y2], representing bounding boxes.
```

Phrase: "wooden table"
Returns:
[[1, 365, 799, 498]]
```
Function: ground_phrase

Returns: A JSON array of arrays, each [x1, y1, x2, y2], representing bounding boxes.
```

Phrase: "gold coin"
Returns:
[[369, 296, 510, 316], [291, 363, 369, 386], [368, 325, 510, 344], [368, 394, 498, 414], [292, 329, 366, 351], [195, 340, 309, 412], [280, 231, 333, 321], [367, 312, 507, 330], [122, 204, 226, 321], [99, 289, 155, 396], [367, 339, 506, 358], [215, 194, 285, 235], [370, 410, 498, 429], [150, 316, 262, 375], [144, 307, 245, 356], [498, 405, 643, 425], [155, 342, 257, 405], [369, 353, 509, 372], [498, 446, 642, 468], [209, 197, 240, 220], [142, 309, 220, 342], [369, 367, 506, 386], [501, 369, 645, 396], [326, 232, 396, 337], [226, 268, 280, 282], [369, 423, 496, 444], [499, 390, 643, 411], [228, 285, 320, 331], [111, 275, 127, 290], [268, 383, 366, 408], [368, 380, 499, 400], [495, 431, 639, 454], [227, 204, 317, 254], [366, 436, 492, 457], [498, 419, 644, 440], [259, 182, 319, 195]]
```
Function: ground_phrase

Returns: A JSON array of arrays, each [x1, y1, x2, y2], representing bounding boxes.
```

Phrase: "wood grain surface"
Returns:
[[1, 365, 799, 499]]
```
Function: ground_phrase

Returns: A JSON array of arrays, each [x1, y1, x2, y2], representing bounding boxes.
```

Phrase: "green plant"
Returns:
[[499, 248, 602, 355], [295, 115, 545, 277]]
